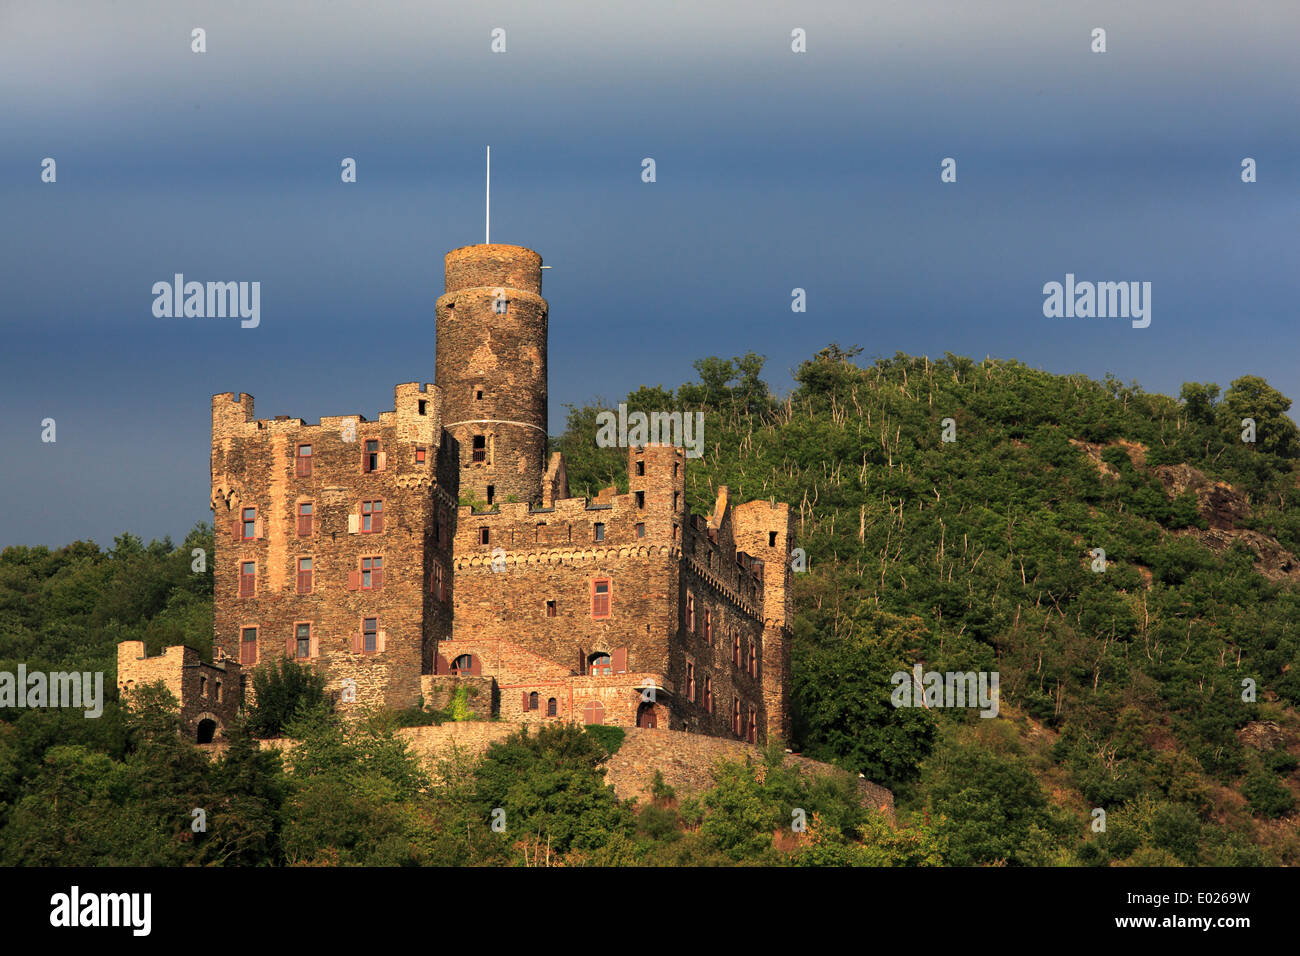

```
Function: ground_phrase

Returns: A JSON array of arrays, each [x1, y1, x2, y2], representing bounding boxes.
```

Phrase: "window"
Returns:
[[486, 485, 495, 505], [363, 617, 378, 653], [361, 499, 383, 533], [582, 700, 605, 725], [635, 491, 645, 509], [594, 522, 605, 542], [636, 522, 645, 538], [241, 507, 256, 540], [635, 460, 645, 476], [528, 691, 539, 711], [472, 435, 486, 462], [431, 562, 445, 601], [297, 556, 313, 594], [591, 579, 611, 619], [295, 623, 311, 659], [732, 699, 742, 736], [451, 654, 474, 674], [748, 707, 757, 743], [364, 439, 380, 472], [704, 608, 712, 645], [416, 446, 427, 464], [297, 501, 313, 537], [686, 662, 695, 703], [479, 527, 490, 545], [361, 556, 383, 589], [704, 675, 713, 713], [240, 627, 258, 665], [239, 561, 255, 597], [749, 641, 758, 678], [546, 697, 557, 717], [769, 531, 778, 547], [686, 593, 695, 632], [418, 400, 427, 415], [199, 675, 207, 697], [589, 653, 612, 676], [216, 680, 223, 703], [673, 492, 680, 511], [673, 462, 679, 479], [733, 632, 742, 667], [545, 599, 556, 618], [296, 444, 312, 477], [475, 388, 484, 401]]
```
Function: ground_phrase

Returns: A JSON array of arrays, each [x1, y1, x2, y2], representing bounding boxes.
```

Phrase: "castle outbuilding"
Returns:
[[125, 243, 794, 744]]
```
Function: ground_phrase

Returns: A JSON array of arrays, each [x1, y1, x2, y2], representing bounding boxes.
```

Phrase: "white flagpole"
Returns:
[[485, 146, 490, 244]]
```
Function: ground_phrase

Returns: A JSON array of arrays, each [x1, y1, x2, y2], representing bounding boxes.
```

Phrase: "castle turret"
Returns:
[[435, 244, 548, 507]]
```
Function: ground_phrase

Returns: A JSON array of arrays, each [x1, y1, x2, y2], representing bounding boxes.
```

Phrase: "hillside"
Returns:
[[556, 347, 1300, 865]]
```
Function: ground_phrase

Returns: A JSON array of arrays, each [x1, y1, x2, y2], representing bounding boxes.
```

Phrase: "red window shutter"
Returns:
[[309, 634, 318, 659], [285, 635, 296, 658], [470, 655, 481, 677], [377, 630, 386, 653], [373, 511, 384, 533], [351, 632, 363, 654], [254, 518, 263, 539], [372, 568, 383, 589], [376, 452, 387, 471], [231, 519, 242, 542], [297, 570, 311, 594], [521, 691, 530, 712], [611, 647, 627, 674], [347, 570, 360, 591], [436, 653, 450, 674]]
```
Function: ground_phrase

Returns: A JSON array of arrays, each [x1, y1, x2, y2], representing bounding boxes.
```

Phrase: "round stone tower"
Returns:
[[435, 243, 548, 507]]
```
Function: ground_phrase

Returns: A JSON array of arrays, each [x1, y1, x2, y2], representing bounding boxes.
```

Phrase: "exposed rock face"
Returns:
[[1237, 720, 1287, 751], [1152, 463, 1249, 531]]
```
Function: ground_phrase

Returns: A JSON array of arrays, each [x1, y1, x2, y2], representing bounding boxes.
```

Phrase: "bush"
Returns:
[[584, 724, 625, 756], [244, 658, 329, 738]]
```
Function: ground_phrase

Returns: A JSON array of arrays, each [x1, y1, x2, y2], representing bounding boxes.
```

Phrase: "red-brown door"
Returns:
[[637, 702, 657, 729]]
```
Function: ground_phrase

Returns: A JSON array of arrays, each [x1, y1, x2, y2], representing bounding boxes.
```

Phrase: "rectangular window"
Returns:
[[416, 446, 427, 464], [297, 501, 313, 537], [296, 444, 312, 477], [733, 633, 742, 667], [704, 608, 712, 644], [431, 561, 445, 601], [297, 556, 312, 594], [591, 578, 611, 619], [242, 507, 256, 540], [361, 556, 383, 589], [472, 435, 486, 462], [635, 491, 645, 509], [296, 622, 311, 659], [418, 400, 427, 415], [635, 460, 645, 476], [240, 627, 258, 665], [686, 593, 695, 632], [364, 439, 380, 472], [749, 641, 758, 678], [487, 485, 495, 505], [687, 662, 696, 703], [363, 617, 378, 653], [546, 599, 556, 618], [239, 561, 255, 597], [635, 522, 645, 538], [673, 492, 680, 511], [479, 527, 490, 545], [769, 531, 778, 547], [704, 676, 713, 713], [361, 500, 383, 533], [594, 522, 605, 543]]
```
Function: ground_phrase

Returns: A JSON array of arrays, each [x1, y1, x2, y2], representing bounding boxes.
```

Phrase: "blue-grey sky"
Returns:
[[2, 1, 1297, 547]]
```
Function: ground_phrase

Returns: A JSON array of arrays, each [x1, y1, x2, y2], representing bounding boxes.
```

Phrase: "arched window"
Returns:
[[732, 699, 741, 736], [196, 718, 217, 744], [748, 641, 757, 677], [199, 675, 207, 697], [588, 653, 612, 676], [748, 707, 757, 743], [528, 691, 539, 711], [546, 697, 557, 717], [704, 676, 713, 713], [451, 654, 475, 674], [582, 700, 606, 725]]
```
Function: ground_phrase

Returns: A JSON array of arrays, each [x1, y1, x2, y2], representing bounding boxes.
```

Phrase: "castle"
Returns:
[[120, 243, 794, 746]]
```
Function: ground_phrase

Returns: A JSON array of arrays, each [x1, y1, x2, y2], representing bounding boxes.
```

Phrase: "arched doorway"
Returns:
[[636, 702, 657, 729], [196, 718, 217, 744]]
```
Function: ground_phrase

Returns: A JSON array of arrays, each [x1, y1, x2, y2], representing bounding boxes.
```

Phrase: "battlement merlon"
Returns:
[[211, 384, 444, 442]]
